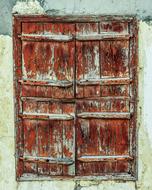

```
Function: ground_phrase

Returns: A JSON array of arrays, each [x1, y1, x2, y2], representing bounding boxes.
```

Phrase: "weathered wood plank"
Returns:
[[76, 99, 129, 113], [19, 34, 73, 42], [78, 155, 133, 162], [19, 113, 74, 120], [62, 120, 75, 175], [77, 112, 130, 119], [76, 33, 131, 41], [100, 40, 129, 78], [20, 156, 74, 165], [77, 78, 132, 85], [14, 15, 134, 23], [21, 96, 132, 102], [19, 79, 73, 87], [22, 22, 43, 34], [76, 23, 100, 98], [23, 119, 37, 174], [100, 21, 129, 33], [49, 120, 63, 175], [37, 120, 50, 175]]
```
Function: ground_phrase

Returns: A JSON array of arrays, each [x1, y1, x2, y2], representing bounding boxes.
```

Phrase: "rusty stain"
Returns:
[[13, 15, 137, 180]]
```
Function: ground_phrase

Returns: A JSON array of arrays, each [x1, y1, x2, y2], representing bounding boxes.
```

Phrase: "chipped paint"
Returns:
[[12, 0, 45, 15]]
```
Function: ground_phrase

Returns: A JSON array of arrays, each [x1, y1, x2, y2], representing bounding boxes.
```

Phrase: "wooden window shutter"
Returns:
[[13, 15, 138, 180]]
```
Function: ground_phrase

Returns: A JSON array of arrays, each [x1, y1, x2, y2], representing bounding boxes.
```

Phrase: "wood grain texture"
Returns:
[[76, 23, 100, 98], [100, 40, 129, 78], [13, 16, 137, 180]]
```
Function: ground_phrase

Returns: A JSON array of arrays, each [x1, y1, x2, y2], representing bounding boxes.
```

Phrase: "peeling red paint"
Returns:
[[13, 15, 138, 180]]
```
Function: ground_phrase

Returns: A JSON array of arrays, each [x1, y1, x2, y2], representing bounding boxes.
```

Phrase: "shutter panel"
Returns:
[[75, 21, 135, 176], [14, 16, 137, 180], [16, 22, 76, 177]]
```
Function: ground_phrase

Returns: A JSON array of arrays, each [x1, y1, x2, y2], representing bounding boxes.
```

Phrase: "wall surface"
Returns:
[[0, 0, 152, 190], [1, 0, 152, 35]]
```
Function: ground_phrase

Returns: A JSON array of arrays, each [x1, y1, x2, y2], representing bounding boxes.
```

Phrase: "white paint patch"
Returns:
[[81, 119, 90, 138], [84, 45, 100, 79], [12, 0, 45, 15], [139, 21, 152, 148]]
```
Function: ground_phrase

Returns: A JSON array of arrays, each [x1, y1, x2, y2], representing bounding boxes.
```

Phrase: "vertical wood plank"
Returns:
[[13, 17, 24, 178], [100, 40, 129, 78], [23, 119, 37, 174], [37, 120, 50, 175], [76, 23, 100, 98], [49, 120, 63, 175]]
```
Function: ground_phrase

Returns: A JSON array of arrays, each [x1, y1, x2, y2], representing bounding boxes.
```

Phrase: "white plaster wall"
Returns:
[[0, 21, 152, 190]]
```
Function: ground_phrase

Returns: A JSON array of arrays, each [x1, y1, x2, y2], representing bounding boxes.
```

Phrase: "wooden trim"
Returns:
[[19, 113, 74, 120], [19, 34, 73, 42], [21, 96, 132, 102], [19, 33, 130, 42], [129, 18, 139, 179], [78, 155, 133, 162], [76, 33, 131, 41], [19, 79, 73, 87], [77, 112, 131, 119], [13, 14, 135, 23], [77, 78, 132, 86], [20, 156, 74, 165], [13, 16, 24, 179]]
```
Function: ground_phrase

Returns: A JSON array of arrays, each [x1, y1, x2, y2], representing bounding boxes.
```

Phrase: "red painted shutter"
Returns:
[[76, 21, 136, 176], [15, 22, 76, 178], [14, 16, 137, 180]]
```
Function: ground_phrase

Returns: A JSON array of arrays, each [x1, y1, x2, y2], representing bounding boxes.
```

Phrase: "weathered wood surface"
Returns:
[[76, 33, 131, 41], [13, 16, 137, 180], [77, 78, 132, 85], [78, 155, 133, 162], [77, 112, 131, 119], [20, 156, 74, 165], [19, 79, 73, 87], [19, 34, 73, 42], [20, 113, 74, 120]]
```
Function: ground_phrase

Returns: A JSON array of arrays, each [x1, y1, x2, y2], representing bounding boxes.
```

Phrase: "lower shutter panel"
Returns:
[[76, 118, 131, 175], [20, 100, 75, 176], [22, 119, 75, 176], [76, 100, 131, 176]]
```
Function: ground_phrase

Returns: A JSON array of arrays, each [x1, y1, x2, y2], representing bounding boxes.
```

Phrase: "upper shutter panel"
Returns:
[[21, 23, 75, 99], [76, 21, 135, 176]]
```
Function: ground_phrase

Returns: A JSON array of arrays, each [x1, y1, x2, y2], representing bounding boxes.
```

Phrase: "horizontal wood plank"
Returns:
[[76, 33, 130, 41], [21, 96, 132, 102], [77, 78, 132, 86], [20, 156, 74, 165], [19, 33, 131, 42], [77, 112, 131, 119], [78, 155, 133, 162], [19, 113, 74, 120], [19, 79, 73, 87], [14, 15, 134, 23], [19, 34, 73, 42]]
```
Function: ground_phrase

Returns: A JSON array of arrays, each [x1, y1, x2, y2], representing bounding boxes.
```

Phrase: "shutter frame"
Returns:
[[13, 15, 138, 181]]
